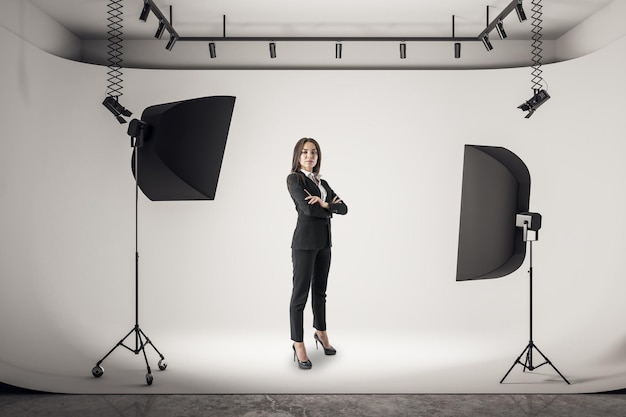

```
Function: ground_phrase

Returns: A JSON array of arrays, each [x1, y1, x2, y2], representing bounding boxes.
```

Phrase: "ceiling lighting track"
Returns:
[[179, 36, 480, 42], [154, 0, 525, 46], [138, 0, 179, 49], [139, 0, 526, 55], [477, 0, 523, 42]]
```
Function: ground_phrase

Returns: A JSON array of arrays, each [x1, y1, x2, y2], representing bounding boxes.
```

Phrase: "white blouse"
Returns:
[[301, 169, 327, 202]]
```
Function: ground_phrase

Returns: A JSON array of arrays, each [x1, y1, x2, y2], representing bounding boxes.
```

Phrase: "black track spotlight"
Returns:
[[209, 42, 217, 58], [516, 1, 527, 22], [165, 34, 177, 51], [103, 96, 132, 124], [518, 89, 550, 118], [399, 42, 406, 59], [335, 42, 342, 59], [155, 20, 165, 39], [481, 35, 493, 51], [496, 20, 507, 39], [454, 42, 461, 59], [139, 1, 150, 22], [451, 16, 461, 59], [269, 42, 277, 58]]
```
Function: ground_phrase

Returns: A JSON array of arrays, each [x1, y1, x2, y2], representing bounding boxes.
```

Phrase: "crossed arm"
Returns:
[[304, 189, 342, 209], [287, 174, 348, 217]]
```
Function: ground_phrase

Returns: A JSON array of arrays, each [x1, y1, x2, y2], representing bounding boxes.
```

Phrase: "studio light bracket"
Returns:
[[519, 0, 550, 118], [139, 0, 526, 50]]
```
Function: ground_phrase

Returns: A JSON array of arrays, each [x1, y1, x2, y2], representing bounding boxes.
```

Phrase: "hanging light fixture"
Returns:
[[482, 6, 494, 51], [481, 35, 493, 51], [165, 34, 177, 50], [138, 0, 532, 65], [154, 20, 165, 39], [516, 1, 528, 21], [495, 20, 507, 39], [452, 15, 461, 59], [518, 0, 549, 118], [139, 0, 150, 21]]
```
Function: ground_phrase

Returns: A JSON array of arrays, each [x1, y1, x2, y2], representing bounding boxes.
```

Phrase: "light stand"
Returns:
[[91, 119, 167, 386], [500, 212, 569, 384]]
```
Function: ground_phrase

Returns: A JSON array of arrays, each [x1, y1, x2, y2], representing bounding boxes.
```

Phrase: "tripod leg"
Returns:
[[531, 343, 571, 384], [92, 327, 137, 377], [138, 328, 167, 370], [500, 344, 531, 383], [136, 329, 154, 385], [523, 342, 534, 372]]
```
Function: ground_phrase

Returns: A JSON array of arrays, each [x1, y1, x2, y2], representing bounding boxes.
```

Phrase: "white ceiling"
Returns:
[[32, 0, 612, 40], [27, 0, 616, 69]]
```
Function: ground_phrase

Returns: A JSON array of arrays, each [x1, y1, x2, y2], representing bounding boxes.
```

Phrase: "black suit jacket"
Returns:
[[287, 172, 348, 250]]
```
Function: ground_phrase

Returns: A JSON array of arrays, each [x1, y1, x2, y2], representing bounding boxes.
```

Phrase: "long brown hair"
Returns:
[[290, 137, 322, 175]]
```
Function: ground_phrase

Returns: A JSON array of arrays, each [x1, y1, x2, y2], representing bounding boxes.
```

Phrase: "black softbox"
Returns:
[[132, 95, 236, 201], [456, 145, 531, 281]]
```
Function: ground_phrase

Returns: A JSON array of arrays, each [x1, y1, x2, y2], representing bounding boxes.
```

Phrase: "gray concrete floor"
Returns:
[[2, 392, 626, 416]]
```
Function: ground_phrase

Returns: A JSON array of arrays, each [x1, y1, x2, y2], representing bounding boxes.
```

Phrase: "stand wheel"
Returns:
[[158, 359, 167, 371], [92, 365, 104, 378], [146, 372, 153, 386]]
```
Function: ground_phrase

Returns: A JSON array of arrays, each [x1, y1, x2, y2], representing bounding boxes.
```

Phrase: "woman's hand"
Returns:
[[304, 189, 329, 209]]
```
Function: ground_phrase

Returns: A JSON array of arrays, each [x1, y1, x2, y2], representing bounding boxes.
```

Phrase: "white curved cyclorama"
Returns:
[[1, 22, 626, 393]]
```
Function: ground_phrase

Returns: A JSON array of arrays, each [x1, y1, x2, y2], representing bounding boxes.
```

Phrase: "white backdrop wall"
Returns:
[[1, 26, 626, 393]]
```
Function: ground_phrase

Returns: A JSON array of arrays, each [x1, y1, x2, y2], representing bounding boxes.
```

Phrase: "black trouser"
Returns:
[[290, 247, 332, 342]]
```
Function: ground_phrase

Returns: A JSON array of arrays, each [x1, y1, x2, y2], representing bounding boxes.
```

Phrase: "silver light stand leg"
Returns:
[[500, 231, 569, 384], [91, 131, 167, 386]]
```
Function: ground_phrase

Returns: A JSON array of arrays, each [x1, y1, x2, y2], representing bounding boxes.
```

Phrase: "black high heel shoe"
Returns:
[[314, 333, 337, 356], [292, 344, 312, 369]]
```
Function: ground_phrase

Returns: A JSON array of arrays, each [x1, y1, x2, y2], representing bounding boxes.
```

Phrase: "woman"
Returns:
[[286, 137, 348, 370]]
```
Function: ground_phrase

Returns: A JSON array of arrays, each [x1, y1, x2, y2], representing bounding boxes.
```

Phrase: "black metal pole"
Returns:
[[134, 144, 140, 351], [500, 234, 570, 384], [91, 132, 167, 386], [529, 239, 533, 365]]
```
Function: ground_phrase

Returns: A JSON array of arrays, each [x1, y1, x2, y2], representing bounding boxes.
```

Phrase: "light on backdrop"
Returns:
[[92, 96, 237, 386]]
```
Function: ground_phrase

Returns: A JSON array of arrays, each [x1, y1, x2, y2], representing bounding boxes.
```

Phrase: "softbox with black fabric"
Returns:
[[132, 95, 236, 201], [456, 145, 531, 281]]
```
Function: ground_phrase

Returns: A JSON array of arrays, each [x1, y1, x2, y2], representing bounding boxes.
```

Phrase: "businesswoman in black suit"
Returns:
[[287, 137, 348, 370]]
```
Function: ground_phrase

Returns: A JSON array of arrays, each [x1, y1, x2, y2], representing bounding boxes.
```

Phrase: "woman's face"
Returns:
[[299, 141, 318, 172]]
